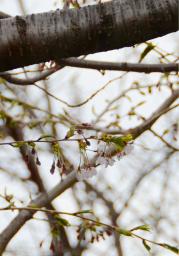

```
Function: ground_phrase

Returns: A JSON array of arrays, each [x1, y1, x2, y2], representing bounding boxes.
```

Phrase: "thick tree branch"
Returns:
[[0, 11, 11, 19], [0, 0, 178, 72], [0, 89, 178, 253]]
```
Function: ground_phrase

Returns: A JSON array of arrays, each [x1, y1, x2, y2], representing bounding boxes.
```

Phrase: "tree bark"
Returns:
[[0, 0, 178, 72]]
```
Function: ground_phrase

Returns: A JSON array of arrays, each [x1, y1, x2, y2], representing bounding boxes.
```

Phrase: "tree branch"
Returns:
[[0, 11, 11, 19], [58, 58, 179, 73], [0, 68, 59, 85], [0, 0, 178, 71], [129, 89, 179, 139], [1, 60, 178, 87], [0, 89, 178, 253]]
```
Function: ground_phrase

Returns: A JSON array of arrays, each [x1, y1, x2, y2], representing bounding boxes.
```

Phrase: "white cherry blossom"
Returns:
[[96, 155, 115, 167], [76, 166, 97, 181], [97, 141, 106, 153], [123, 143, 134, 155]]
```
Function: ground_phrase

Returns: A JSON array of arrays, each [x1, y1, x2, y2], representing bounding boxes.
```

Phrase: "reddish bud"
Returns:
[[25, 154, 29, 163], [77, 129, 83, 134], [85, 139, 90, 146], [36, 157, 41, 166], [31, 147, 36, 155], [50, 161, 55, 174], [50, 241, 55, 252], [106, 229, 112, 236], [56, 159, 62, 168]]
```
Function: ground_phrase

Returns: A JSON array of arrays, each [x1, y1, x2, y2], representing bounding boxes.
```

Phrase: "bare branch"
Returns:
[[58, 58, 179, 73], [0, 68, 59, 85], [1, 60, 178, 87], [149, 128, 179, 151], [129, 89, 179, 139]]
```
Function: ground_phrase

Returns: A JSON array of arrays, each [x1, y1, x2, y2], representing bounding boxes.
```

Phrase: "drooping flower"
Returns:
[[96, 155, 106, 165], [76, 166, 97, 181], [116, 151, 125, 161], [76, 169, 87, 181], [123, 143, 134, 155], [116, 143, 134, 161], [97, 141, 106, 153], [105, 157, 115, 167], [88, 167, 97, 177], [96, 155, 115, 168]]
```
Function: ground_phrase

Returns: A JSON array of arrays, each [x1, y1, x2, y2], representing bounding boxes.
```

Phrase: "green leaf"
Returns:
[[56, 217, 70, 227], [135, 101, 146, 108], [148, 86, 152, 94], [128, 111, 136, 116], [12, 142, 25, 148], [0, 77, 6, 84], [117, 228, 132, 237], [122, 134, 133, 142], [131, 224, 150, 232], [51, 228, 59, 237], [71, 0, 80, 8], [105, 134, 133, 152], [139, 43, 155, 63], [139, 90, 146, 96], [142, 239, 151, 252], [161, 243, 179, 254], [0, 111, 6, 120], [76, 209, 93, 214], [78, 140, 87, 151], [111, 134, 133, 144], [28, 121, 39, 129], [92, 106, 97, 116], [162, 129, 169, 136], [124, 95, 132, 102], [52, 142, 60, 156], [65, 127, 75, 139], [28, 142, 36, 148], [28, 204, 38, 208]]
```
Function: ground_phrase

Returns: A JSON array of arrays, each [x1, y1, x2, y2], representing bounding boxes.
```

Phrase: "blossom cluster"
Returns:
[[76, 141, 134, 181], [96, 142, 134, 165]]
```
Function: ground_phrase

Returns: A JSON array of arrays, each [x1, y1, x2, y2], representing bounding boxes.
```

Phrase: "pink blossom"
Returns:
[[76, 166, 97, 181], [116, 152, 125, 160], [96, 155, 115, 167]]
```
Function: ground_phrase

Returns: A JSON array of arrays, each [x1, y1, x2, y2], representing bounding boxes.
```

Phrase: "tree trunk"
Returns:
[[0, 0, 178, 72]]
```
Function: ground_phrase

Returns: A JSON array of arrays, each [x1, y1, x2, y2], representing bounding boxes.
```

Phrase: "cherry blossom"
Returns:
[[116, 152, 125, 160], [123, 143, 134, 155], [76, 141, 134, 181], [76, 166, 97, 181], [96, 155, 115, 167], [97, 141, 106, 153]]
